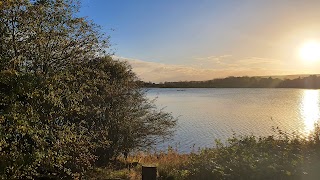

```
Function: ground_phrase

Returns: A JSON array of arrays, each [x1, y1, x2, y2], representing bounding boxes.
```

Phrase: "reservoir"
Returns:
[[146, 88, 320, 152]]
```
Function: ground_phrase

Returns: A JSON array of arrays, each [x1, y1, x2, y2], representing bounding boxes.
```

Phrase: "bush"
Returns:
[[93, 126, 320, 180], [186, 128, 320, 180]]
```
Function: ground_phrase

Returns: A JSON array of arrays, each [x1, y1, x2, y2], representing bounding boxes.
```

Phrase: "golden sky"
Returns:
[[81, 0, 320, 82]]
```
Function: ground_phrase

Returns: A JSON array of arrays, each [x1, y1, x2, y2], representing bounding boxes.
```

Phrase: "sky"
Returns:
[[79, 0, 320, 82]]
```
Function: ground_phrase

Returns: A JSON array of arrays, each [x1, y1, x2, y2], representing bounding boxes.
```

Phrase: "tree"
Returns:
[[0, 0, 108, 74], [0, 0, 175, 178], [57, 57, 175, 165]]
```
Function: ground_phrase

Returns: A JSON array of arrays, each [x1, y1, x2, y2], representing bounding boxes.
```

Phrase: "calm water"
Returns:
[[146, 88, 320, 153]]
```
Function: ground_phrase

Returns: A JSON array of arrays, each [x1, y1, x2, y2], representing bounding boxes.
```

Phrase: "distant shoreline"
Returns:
[[141, 75, 320, 89], [145, 87, 320, 89]]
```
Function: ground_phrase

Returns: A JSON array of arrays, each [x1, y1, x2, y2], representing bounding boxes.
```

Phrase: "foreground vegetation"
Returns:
[[101, 126, 320, 180], [0, 0, 175, 178]]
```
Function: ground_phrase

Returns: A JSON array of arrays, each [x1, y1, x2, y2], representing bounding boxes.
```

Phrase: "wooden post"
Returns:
[[142, 166, 157, 180]]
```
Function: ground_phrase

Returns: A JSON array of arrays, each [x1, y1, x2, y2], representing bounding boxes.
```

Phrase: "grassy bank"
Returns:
[[91, 126, 320, 180]]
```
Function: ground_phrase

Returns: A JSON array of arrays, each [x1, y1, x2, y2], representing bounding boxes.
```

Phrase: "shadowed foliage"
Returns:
[[0, 0, 175, 178]]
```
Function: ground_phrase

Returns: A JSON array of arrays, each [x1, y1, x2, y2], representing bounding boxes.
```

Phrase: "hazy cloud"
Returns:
[[194, 55, 232, 61], [112, 56, 298, 83], [193, 55, 285, 70]]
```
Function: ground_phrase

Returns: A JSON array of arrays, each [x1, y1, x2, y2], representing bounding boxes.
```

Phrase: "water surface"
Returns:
[[146, 88, 320, 152]]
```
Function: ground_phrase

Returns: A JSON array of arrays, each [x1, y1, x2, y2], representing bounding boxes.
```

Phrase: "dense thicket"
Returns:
[[165, 127, 320, 180], [144, 75, 320, 88], [0, 0, 175, 179]]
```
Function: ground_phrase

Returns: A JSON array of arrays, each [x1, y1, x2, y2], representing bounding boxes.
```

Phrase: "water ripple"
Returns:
[[147, 88, 320, 153]]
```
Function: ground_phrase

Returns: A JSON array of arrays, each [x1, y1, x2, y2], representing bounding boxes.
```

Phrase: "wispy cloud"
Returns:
[[236, 57, 285, 66], [193, 55, 287, 70], [112, 55, 298, 83], [194, 55, 232, 61]]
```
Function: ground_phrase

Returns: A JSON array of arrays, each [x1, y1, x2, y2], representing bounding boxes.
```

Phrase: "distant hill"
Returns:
[[142, 74, 320, 89], [258, 74, 320, 80]]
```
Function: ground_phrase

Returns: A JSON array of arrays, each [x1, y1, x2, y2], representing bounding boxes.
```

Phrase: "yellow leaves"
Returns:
[[286, 171, 292, 176], [0, 69, 18, 76], [17, 125, 27, 133], [0, 0, 26, 9], [0, 115, 4, 123]]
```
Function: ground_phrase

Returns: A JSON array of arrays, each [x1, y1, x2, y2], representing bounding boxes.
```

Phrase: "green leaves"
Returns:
[[184, 132, 320, 180], [0, 0, 176, 178]]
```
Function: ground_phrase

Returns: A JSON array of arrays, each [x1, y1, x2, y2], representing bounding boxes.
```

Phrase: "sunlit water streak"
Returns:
[[146, 88, 320, 153], [301, 90, 320, 134]]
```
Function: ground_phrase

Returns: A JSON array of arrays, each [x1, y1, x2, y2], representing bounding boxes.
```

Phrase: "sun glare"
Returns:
[[299, 41, 320, 62]]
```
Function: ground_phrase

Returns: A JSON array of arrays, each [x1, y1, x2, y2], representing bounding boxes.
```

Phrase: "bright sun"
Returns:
[[299, 40, 320, 62]]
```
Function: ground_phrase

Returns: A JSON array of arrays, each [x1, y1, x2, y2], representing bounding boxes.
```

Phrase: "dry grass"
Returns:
[[125, 150, 190, 167], [90, 126, 320, 179], [113, 148, 191, 180]]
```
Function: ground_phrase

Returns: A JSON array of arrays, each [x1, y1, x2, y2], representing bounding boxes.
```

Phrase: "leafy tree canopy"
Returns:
[[0, 0, 175, 179]]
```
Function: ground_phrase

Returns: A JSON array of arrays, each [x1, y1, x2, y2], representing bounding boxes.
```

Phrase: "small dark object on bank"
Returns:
[[142, 166, 157, 180]]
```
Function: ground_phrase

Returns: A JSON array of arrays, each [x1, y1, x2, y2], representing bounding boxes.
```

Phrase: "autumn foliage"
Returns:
[[0, 0, 175, 178]]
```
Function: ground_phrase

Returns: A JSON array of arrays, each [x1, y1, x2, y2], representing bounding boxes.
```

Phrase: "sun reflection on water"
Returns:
[[301, 90, 320, 134]]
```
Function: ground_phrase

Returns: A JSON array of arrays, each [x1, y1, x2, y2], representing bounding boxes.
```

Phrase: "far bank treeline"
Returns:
[[142, 75, 320, 89]]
